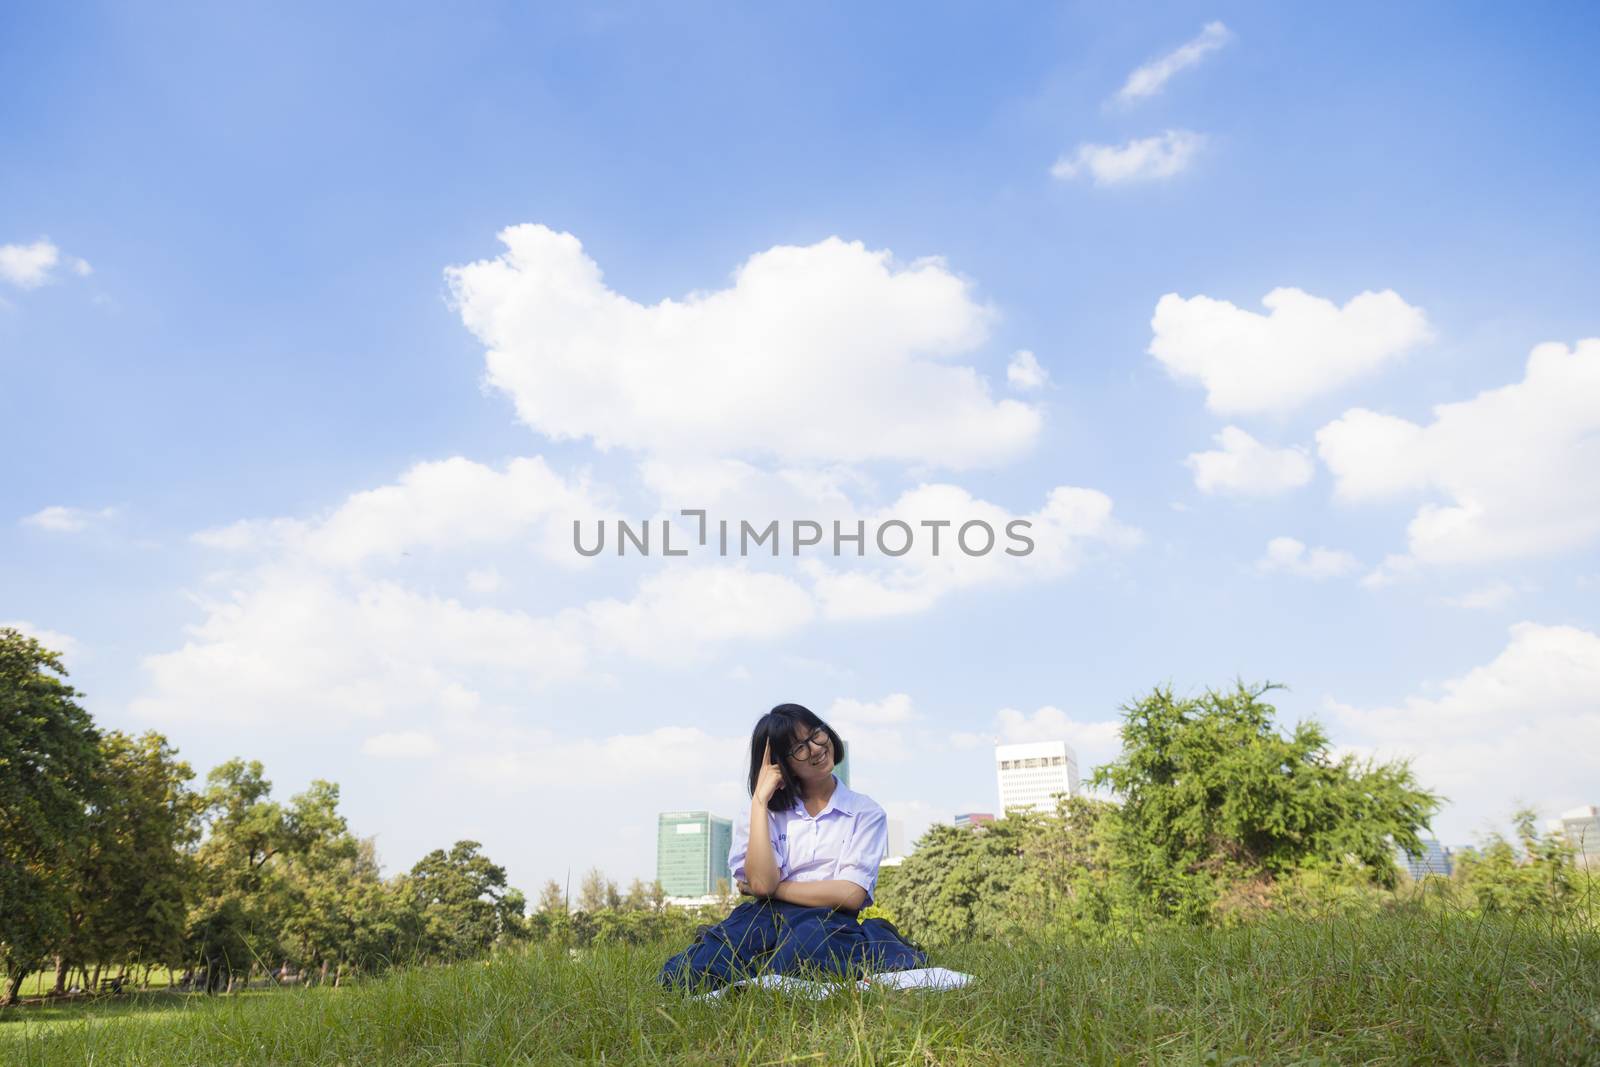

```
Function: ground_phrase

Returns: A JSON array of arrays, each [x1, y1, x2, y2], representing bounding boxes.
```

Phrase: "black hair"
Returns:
[[747, 702, 846, 813]]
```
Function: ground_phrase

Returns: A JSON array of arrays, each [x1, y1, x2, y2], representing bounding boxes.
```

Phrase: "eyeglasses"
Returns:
[[787, 728, 829, 762]]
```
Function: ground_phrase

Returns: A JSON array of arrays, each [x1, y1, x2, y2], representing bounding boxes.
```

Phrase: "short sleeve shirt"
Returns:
[[727, 774, 889, 905]]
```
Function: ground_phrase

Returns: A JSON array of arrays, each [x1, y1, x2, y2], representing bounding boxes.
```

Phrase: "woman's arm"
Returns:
[[744, 797, 781, 896], [743, 742, 785, 896], [772, 878, 867, 911], [735, 876, 868, 911]]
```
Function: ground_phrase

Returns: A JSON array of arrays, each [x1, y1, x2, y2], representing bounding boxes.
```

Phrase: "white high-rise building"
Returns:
[[1558, 805, 1600, 869], [995, 740, 1079, 814], [884, 817, 908, 860]]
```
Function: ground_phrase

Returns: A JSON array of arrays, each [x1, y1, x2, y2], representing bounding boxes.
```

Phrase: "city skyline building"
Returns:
[[1398, 837, 1453, 879], [887, 816, 907, 859], [995, 740, 1080, 815], [1553, 804, 1599, 869], [954, 812, 996, 829], [656, 811, 733, 898]]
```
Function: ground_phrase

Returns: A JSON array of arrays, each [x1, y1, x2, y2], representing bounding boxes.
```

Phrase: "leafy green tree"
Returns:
[[1090, 681, 1440, 924], [275, 781, 375, 982], [408, 841, 526, 961], [342, 865, 419, 972], [188, 759, 291, 991], [536, 879, 567, 913], [875, 819, 1032, 946], [55, 731, 200, 992], [577, 867, 619, 913], [528, 878, 571, 943], [1014, 796, 1122, 937], [622, 878, 651, 912], [0, 628, 102, 1003], [1451, 808, 1579, 916]]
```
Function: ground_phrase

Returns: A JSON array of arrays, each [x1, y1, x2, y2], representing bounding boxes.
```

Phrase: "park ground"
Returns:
[[2, 908, 1597, 1066]]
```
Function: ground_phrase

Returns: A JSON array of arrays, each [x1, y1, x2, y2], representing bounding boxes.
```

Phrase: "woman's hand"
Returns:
[[752, 740, 785, 805]]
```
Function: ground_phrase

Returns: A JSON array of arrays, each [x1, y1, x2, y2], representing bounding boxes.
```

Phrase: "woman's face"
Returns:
[[783, 721, 835, 783]]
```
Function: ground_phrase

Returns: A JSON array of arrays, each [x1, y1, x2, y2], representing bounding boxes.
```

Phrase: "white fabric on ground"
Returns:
[[692, 967, 974, 1001]]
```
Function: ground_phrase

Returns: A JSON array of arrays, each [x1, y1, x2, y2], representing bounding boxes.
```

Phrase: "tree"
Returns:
[[0, 628, 102, 1003], [874, 820, 1032, 946], [1014, 795, 1121, 937], [1451, 808, 1579, 916], [188, 759, 290, 992], [56, 731, 199, 993], [275, 781, 374, 983], [576, 867, 618, 913], [622, 878, 652, 912], [1090, 680, 1440, 924], [536, 879, 567, 915], [408, 841, 525, 961]]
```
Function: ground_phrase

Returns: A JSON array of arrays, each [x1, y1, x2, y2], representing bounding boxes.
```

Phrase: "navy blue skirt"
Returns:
[[659, 899, 927, 991]]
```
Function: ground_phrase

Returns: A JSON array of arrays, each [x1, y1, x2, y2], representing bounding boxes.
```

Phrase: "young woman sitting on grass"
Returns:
[[658, 703, 927, 991]]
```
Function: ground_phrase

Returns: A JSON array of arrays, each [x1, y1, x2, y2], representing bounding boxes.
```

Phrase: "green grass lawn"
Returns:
[[4, 909, 1597, 1065]]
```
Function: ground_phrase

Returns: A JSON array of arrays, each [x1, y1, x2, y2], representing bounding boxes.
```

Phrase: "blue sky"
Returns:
[[4, 2, 1598, 893]]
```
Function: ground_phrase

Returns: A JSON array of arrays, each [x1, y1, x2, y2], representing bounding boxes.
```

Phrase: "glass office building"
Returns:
[[1398, 837, 1452, 879], [656, 811, 734, 897]]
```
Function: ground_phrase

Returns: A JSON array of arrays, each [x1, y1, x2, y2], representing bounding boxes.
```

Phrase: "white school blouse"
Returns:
[[727, 774, 889, 905]]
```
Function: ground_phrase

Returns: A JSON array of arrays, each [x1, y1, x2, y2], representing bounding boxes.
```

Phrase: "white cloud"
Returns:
[[635, 464, 1135, 623], [826, 693, 917, 764], [362, 731, 441, 758], [131, 557, 822, 728], [1, 620, 81, 660], [1255, 536, 1359, 579], [1442, 581, 1518, 610], [1325, 622, 1600, 841], [194, 455, 608, 569], [0, 241, 58, 288], [147, 438, 1130, 729], [21, 505, 117, 533], [0, 240, 91, 289], [581, 564, 815, 666], [1359, 553, 1420, 590], [130, 566, 593, 727], [803, 482, 1141, 620], [1185, 426, 1314, 495], [432, 719, 751, 885], [1051, 130, 1205, 186], [636, 456, 877, 531], [1150, 287, 1432, 415], [446, 722, 745, 795], [952, 705, 1123, 777], [828, 692, 915, 727], [876, 799, 948, 856], [1115, 21, 1234, 103], [1318, 338, 1600, 566], [466, 567, 503, 594], [446, 225, 1041, 470], [1006, 349, 1049, 391]]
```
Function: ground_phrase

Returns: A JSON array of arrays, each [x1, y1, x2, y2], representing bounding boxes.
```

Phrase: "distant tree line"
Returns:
[[1, 627, 534, 1003], [871, 681, 1588, 945], [10, 627, 1583, 1002]]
